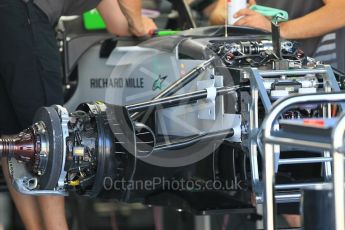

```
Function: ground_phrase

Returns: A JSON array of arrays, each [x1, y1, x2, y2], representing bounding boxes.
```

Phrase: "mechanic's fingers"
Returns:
[[233, 8, 256, 18], [233, 16, 249, 26], [143, 17, 158, 33]]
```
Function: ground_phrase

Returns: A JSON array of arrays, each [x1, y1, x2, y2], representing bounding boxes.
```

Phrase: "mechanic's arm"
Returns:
[[97, 0, 129, 36], [234, 0, 345, 39], [209, 0, 226, 25], [97, 0, 157, 36], [117, 0, 157, 36]]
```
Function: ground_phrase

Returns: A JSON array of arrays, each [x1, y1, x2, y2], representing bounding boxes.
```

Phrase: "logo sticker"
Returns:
[[152, 74, 168, 91]]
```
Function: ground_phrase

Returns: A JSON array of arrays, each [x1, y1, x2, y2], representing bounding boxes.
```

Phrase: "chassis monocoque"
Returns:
[[0, 26, 343, 222]]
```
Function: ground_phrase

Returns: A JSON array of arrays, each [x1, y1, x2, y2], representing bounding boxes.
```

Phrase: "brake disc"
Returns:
[[33, 107, 64, 189]]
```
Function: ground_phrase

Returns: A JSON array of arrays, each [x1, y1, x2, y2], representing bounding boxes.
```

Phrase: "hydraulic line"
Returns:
[[126, 85, 242, 112], [130, 56, 216, 120]]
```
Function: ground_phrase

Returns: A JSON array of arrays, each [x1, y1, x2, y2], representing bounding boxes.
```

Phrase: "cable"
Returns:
[[225, 0, 228, 38]]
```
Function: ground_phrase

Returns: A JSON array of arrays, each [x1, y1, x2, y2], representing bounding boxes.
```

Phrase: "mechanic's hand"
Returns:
[[142, 16, 158, 35], [233, 8, 271, 32], [129, 16, 157, 37], [209, 0, 226, 25]]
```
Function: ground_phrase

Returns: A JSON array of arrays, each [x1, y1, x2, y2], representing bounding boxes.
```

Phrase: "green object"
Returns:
[[250, 5, 289, 22], [149, 30, 180, 37], [83, 9, 106, 30], [154, 30, 179, 36]]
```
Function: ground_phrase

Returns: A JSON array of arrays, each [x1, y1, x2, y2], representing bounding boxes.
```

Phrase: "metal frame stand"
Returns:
[[194, 215, 211, 230], [331, 114, 345, 230], [244, 65, 343, 204], [261, 92, 345, 230]]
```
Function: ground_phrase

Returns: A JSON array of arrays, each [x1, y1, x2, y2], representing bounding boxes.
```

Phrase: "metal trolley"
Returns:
[[261, 92, 345, 230]]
